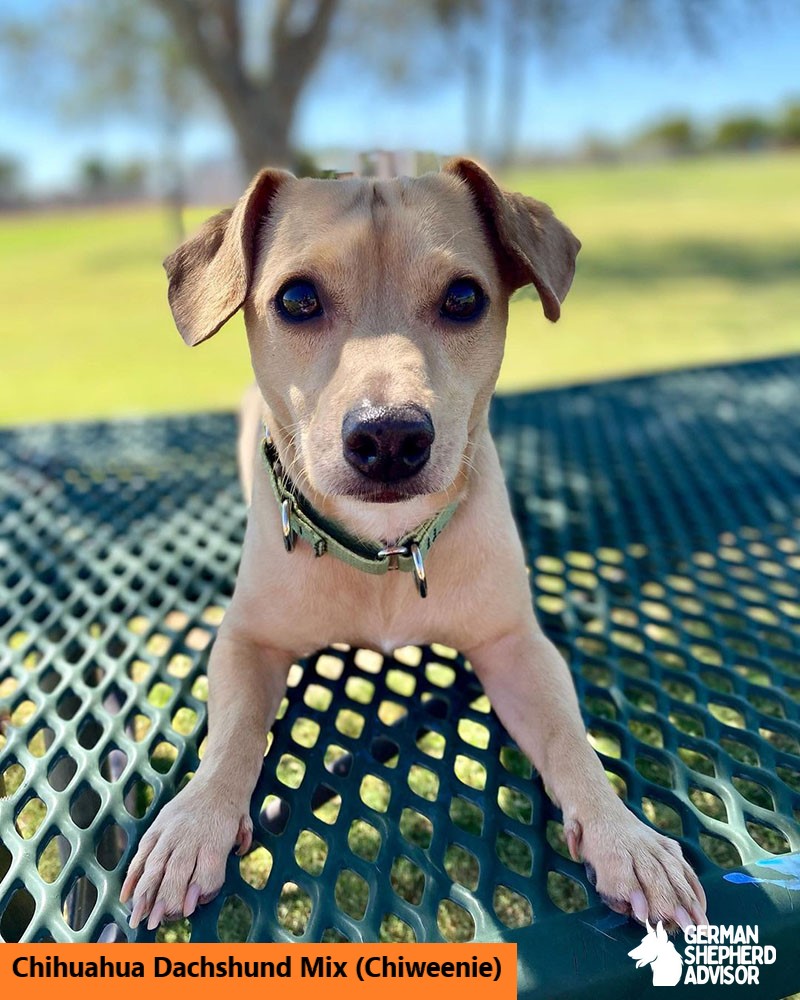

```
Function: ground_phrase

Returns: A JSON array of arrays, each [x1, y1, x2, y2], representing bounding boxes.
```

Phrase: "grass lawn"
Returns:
[[2, 151, 799, 425]]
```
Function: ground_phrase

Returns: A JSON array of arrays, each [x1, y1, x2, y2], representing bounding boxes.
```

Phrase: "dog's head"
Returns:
[[164, 160, 579, 531]]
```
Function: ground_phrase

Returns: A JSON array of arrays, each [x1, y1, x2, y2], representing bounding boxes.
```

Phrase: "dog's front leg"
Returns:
[[467, 626, 707, 929], [121, 628, 291, 929]]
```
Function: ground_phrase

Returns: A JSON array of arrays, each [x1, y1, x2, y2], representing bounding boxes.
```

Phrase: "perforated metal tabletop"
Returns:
[[2, 357, 799, 998]]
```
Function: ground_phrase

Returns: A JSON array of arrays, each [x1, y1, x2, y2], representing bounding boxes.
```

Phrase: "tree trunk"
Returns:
[[497, 0, 526, 167], [152, 0, 340, 180], [226, 89, 296, 178], [161, 89, 185, 243], [229, 94, 294, 179], [464, 39, 487, 158]]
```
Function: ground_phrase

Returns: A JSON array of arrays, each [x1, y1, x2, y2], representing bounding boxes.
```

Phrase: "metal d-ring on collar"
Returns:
[[262, 427, 456, 598]]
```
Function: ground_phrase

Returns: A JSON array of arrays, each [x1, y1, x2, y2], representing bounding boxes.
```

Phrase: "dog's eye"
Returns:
[[276, 279, 323, 321], [440, 278, 486, 322]]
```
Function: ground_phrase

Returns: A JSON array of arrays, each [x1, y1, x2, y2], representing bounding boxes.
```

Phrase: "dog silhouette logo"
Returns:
[[628, 920, 684, 986]]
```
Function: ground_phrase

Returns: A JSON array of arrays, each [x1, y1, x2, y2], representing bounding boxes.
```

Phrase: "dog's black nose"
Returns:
[[342, 405, 435, 483]]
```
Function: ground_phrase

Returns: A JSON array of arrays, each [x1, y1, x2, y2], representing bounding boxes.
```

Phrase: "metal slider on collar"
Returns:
[[377, 542, 428, 598], [266, 427, 296, 553], [281, 499, 296, 552]]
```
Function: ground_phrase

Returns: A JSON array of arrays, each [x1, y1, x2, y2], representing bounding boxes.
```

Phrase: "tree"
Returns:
[[776, 100, 800, 148], [1, 0, 341, 181], [1, 0, 195, 233], [713, 114, 773, 152], [151, 0, 339, 175], [1, 0, 773, 181], [80, 158, 112, 196], [0, 154, 20, 205], [78, 156, 146, 200], [74, 2, 195, 230], [635, 116, 698, 157], [483, 0, 764, 165]]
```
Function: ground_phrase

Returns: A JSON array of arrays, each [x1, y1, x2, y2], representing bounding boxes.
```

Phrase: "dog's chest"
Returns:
[[326, 568, 436, 652]]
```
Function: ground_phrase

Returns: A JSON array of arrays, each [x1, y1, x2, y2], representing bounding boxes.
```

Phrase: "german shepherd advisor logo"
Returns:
[[628, 921, 683, 986]]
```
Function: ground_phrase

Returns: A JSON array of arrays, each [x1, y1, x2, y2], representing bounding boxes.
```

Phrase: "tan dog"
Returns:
[[121, 159, 707, 933]]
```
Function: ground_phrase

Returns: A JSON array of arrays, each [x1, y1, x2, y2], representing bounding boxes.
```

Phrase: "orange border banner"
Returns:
[[1, 943, 516, 999]]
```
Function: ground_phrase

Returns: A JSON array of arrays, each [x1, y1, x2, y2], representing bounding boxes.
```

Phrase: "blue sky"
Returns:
[[3, 2, 799, 191]]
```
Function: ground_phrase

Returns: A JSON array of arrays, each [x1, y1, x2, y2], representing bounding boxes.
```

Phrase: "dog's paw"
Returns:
[[564, 803, 707, 931], [120, 779, 252, 930]]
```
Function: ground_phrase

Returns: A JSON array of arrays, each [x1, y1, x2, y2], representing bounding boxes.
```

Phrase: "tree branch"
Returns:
[[208, 0, 242, 58], [150, 0, 251, 109], [269, 0, 340, 100], [269, 0, 294, 55]]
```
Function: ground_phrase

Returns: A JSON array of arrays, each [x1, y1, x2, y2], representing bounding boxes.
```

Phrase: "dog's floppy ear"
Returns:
[[444, 157, 580, 321], [164, 168, 291, 345]]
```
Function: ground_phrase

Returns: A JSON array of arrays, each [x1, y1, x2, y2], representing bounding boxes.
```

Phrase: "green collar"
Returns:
[[261, 432, 458, 597]]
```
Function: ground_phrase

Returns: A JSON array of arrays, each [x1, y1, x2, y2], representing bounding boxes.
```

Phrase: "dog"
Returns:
[[121, 158, 708, 934]]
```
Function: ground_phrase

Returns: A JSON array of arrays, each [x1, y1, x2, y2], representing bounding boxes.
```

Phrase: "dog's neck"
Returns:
[[318, 492, 450, 547], [259, 430, 460, 597], [264, 419, 468, 549]]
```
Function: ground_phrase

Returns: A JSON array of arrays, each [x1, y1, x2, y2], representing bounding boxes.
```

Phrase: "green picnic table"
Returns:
[[2, 356, 799, 998]]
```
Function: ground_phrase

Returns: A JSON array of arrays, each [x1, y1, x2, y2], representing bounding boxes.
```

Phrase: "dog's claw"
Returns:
[[184, 884, 201, 917], [129, 896, 148, 930], [234, 815, 253, 857], [630, 888, 649, 924], [147, 900, 166, 931], [565, 820, 582, 862]]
